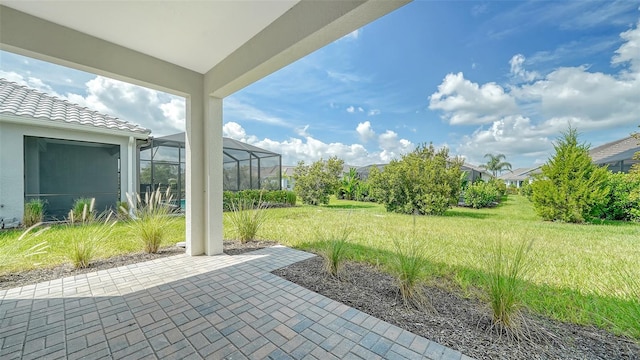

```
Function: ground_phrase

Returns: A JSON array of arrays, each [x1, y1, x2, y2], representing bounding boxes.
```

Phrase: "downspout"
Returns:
[[128, 136, 135, 202]]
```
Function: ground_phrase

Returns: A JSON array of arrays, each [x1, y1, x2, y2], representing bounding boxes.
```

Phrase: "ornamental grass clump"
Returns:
[[67, 203, 116, 269], [227, 196, 268, 243], [23, 199, 45, 227], [317, 224, 352, 278], [72, 198, 96, 223], [390, 238, 433, 311], [485, 238, 535, 338], [0, 223, 49, 274], [127, 188, 173, 254]]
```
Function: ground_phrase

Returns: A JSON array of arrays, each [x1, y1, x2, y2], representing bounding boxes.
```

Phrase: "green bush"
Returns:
[[598, 172, 640, 221], [369, 144, 463, 215], [464, 181, 499, 209], [23, 199, 45, 227], [531, 128, 609, 223], [294, 156, 344, 205], [519, 181, 533, 199], [222, 190, 296, 211], [488, 178, 507, 199]]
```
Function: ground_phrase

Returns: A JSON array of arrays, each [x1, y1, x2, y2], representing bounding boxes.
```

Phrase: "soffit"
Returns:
[[1, 1, 299, 74]]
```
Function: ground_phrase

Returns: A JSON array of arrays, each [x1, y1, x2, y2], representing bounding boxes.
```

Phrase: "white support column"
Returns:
[[127, 136, 135, 201], [185, 94, 205, 255], [204, 96, 224, 255]]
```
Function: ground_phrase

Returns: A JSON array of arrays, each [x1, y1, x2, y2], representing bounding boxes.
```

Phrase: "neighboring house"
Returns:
[[590, 136, 639, 173], [460, 163, 493, 183], [498, 167, 541, 188], [0, 79, 150, 223], [282, 165, 296, 191]]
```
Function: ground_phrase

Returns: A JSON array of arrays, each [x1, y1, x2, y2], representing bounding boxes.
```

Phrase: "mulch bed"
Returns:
[[273, 256, 640, 360]]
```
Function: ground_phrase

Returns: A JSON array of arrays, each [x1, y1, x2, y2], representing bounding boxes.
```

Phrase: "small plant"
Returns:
[[485, 238, 535, 338], [23, 199, 45, 227], [67, 205, 116, 269], [127, 188, 173, 254], [71, 198, 95, 223], [317, 224, 351, 278], [390, 238, 433, 311], [0, 223, 49, 274], [227, 196, 268, 243], [117, 200, 130, 220]]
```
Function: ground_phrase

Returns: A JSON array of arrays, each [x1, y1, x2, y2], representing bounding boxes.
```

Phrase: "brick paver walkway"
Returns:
[[0, 246, 472, 359]]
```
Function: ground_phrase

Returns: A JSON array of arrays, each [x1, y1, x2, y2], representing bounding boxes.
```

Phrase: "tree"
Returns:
[[337, 168, 359, 200], [293, 156, 344, 205], [480, 153, 512, 177], [369, 144, 463, 215], [531, 128, 609, 223]]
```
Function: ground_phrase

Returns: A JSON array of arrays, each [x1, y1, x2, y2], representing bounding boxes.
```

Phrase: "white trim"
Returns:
[[0, 114, 150, 139]]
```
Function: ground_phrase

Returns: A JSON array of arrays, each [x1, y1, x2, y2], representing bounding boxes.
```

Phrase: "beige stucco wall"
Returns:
[[0, 120, 137, 223]]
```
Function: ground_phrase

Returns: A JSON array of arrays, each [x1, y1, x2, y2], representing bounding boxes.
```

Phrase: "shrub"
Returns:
[[222, 190, 296, 210], [336, 168, 360, 200], [464, 181, 499, 209], [488, 178, 508, 199], [519, 181, 533, 199], [23, 199, 45, 227], [317, 225, 351, 278], [227, 197, 268, 243], [531, 128, 609, 223], [293, 156, 344, 205], [127, 188, 173, 254], [390, 239, 433, 311], [485, 238, 535, 336], [598, 172, 640, 221], [370, 143, 463, 215]]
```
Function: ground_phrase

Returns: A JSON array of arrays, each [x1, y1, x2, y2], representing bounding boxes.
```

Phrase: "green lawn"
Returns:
[[1, 196, 638, 338]]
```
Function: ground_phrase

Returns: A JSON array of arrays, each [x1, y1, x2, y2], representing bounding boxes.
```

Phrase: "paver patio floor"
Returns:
[[0, 246, 472, 359]]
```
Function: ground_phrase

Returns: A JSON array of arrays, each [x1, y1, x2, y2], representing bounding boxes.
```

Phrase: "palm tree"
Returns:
[[481, 153, 512, 177]]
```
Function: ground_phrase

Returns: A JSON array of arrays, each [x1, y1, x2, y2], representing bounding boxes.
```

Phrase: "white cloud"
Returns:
[[224, 97, 289, 127], [433, 20, 640, 165], [356, 121, 376, 143], [0, 71, 62, 98], [358, 107, 364, 112], [368, 109, 381, 116], [346, 106, 355, 113], [429, 72, 519, 125], [612, 21, 640, 72], [295, 124, 311, 137], [63, 76, 184, 136], [509, 54, 540, 82], [222, 122, 413, 166], [340, 29, 361, 41]]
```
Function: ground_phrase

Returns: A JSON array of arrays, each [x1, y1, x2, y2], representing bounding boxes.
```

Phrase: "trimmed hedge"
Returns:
[[223, 190, 296, 211]]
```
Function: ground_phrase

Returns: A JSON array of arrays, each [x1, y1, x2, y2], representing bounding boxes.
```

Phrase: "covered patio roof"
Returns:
[[0, 1, 410, 255]]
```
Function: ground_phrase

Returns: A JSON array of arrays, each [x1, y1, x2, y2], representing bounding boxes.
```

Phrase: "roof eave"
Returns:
[[0, 114, 150, 139]]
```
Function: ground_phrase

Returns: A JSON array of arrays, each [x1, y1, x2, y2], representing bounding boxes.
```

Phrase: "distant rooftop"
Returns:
[[154, 132, 279, 156], [0, 78, 150, 135], [589, 136, 639, 164]]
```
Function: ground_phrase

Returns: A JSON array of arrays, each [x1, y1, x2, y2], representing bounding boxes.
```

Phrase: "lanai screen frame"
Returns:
[[140, 133, 281, 207]]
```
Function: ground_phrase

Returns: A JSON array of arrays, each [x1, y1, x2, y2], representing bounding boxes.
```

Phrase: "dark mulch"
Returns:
[[0, 240, 278, 290], [273, 256, 640, 360], [223, 240, 279, 255]]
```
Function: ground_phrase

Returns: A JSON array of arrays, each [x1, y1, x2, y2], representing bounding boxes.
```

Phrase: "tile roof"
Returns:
[[589, 136, 639, 164], [0, 78, 151, 135], [498, 167, 541, 181]]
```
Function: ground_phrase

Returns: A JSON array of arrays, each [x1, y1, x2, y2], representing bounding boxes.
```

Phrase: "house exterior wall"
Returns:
[[0, 120, 137, 224]]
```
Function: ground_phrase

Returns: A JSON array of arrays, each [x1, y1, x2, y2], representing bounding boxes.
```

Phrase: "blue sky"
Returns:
[[1, 1, 639, 169]]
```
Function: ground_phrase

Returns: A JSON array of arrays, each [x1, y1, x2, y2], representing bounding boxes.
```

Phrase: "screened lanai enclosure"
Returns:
[[24, 136, 120, 220], [139, 133, 281, 209]]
